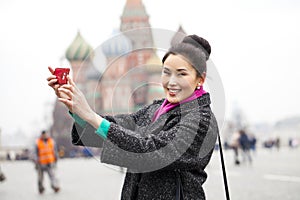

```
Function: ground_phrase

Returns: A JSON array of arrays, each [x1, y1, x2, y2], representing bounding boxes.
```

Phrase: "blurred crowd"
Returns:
[[0, 146, 98, 163], [224, 128, 299, 166]]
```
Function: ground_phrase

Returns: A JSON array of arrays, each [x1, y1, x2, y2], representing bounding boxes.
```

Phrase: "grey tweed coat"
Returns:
[[71, 93, 218, 200]]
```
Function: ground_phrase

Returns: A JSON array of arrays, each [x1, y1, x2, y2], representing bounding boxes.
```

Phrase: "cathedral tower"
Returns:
[[120, 0, 154, 67], [50, 31, 94, 155]]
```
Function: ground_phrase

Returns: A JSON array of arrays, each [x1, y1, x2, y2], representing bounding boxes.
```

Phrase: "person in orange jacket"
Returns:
[[34, 130, 60, 194]]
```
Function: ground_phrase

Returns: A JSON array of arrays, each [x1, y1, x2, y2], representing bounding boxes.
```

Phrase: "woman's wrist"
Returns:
[[86, 111, 103, 130], [69, 111, 87, 127]]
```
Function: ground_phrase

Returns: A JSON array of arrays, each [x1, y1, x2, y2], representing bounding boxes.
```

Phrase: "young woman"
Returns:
[[47, 34, 219, 200]]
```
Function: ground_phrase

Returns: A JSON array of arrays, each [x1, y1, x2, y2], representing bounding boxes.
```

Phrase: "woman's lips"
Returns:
[[168, 88, 180, 96]]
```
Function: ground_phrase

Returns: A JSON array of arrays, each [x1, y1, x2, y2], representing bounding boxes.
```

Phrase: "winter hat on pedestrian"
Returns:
[[162, 34, 211, 77]]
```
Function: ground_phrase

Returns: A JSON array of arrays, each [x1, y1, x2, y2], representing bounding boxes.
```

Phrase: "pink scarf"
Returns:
[[152, 86, 206, 122]]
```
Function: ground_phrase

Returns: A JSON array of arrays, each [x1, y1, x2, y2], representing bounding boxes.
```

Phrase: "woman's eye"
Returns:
[[162, 70, 170, 75], [178, 73, 187, 76]]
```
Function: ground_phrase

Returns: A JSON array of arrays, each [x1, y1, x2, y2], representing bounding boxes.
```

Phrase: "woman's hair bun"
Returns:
[[182, 35, 211, 60], [162, 34, 211, 75]]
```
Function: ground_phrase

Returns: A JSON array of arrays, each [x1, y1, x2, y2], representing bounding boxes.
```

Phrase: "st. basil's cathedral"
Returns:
[[50, 0, 186, 156]]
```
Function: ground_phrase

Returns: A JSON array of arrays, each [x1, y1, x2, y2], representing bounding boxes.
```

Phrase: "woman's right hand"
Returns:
[[46, 66, 100, 124], [47, 66, 61, 98]]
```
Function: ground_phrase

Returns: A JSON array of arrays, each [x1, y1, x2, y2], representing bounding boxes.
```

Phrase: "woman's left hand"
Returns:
[[58, 76, 95, 122]]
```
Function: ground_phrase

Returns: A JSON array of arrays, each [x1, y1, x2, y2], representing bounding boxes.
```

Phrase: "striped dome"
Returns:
[[102, 30, 132, 57], [65, 31, 93, 61]]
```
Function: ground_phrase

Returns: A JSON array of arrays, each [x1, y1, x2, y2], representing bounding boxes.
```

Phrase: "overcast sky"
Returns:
[[0, 0, 300, 145]]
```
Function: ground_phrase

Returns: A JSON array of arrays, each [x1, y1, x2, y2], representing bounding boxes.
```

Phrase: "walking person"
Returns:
[[47, 34, 219, 199], [0, 165, 6, 182], [33, 130, 60, 194], [248, 133, 257, 154], [275, 137, 280, 151], [229, 131, 241, 165], [238, 129, 252, 164]]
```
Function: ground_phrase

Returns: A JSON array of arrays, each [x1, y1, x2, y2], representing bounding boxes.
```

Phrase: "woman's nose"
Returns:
[[168, 75, 177, 86]]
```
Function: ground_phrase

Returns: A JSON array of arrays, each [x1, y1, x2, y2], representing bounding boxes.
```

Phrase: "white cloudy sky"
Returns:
[[0, 0, 300, 145]]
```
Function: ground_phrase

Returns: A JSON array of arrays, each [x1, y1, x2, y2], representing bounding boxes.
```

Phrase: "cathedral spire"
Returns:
[[120, 0, 153, 49], [120, 0, 149, 31], [171, 25, 187, 46], [126, 0, 143, 7]]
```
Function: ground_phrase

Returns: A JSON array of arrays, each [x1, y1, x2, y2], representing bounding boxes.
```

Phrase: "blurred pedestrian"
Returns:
[[229, 131, 240, 165], [248, 133, 257, 154], [0, 165, 6, 182], [58, 146, 65, 158], [33, 130, 60, 194], [291, 138, 299, 148], [275, 137, 280, 151], [238, 129, 252, 164], [48, 35, 219, 199]]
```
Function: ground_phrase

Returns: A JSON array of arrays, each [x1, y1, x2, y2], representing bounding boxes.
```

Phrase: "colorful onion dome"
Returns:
[[101, 30, 132, 57], [65, 31, 94, 61]]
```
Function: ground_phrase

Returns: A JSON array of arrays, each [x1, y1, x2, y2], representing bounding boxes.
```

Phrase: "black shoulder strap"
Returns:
[[175, 171, 184, 200], [217, 132, 231, 200]]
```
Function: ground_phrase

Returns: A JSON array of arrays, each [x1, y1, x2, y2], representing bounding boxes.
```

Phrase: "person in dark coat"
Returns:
[[238, 129, 252, 164], [47, 34, 219, 200], [0, 165, 6, 182]]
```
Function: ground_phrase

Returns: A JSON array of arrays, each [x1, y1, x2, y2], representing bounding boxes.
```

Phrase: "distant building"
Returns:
[[50, 0, 186, 156]]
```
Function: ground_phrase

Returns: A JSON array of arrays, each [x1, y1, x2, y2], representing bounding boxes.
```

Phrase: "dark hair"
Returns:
[[41, 130, 47, 135], [162, 34, 211, 78], [187, 34, 211, 60]]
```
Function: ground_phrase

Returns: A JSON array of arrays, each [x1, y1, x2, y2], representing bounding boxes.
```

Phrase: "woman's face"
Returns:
[[161, 54, 202, 103]]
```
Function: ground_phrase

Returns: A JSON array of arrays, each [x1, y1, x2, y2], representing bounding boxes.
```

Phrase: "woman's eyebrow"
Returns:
[[162, 66, 189, 72], [177, 68, 188, 72]]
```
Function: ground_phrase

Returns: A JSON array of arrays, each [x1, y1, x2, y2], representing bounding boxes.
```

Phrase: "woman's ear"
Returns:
[[198, 74, 206, 86], [198, 72, 206, 85], [196, 76, 204, 90]]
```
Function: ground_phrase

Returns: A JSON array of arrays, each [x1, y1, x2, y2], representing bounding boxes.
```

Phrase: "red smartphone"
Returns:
[[54, 68, 70, 85]]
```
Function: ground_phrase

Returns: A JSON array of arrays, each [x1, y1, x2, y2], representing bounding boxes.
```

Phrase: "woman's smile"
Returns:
[[168, 88, 181, 96]]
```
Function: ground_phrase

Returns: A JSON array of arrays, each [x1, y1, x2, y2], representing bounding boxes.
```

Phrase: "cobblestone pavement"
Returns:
[[0, 147, 299, 200]]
